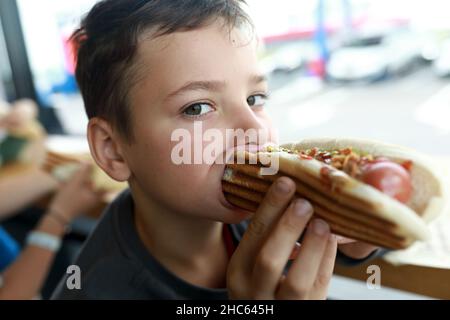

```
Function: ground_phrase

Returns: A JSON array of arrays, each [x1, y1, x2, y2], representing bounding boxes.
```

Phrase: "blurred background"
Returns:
[[1, 0, 450, 300], [1, 0, 450, 155]]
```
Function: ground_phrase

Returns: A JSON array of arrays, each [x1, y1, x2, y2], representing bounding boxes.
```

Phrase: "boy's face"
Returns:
[[120, 21, 277, 223]]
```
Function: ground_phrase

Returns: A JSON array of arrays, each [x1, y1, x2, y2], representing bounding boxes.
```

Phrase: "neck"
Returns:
[[131, 185, 229, 288]]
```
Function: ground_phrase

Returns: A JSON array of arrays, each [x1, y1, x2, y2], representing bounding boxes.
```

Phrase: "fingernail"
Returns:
[[276, 179, 292, 194], [293, 199, 313, 217], [312, 219, 329, 236]]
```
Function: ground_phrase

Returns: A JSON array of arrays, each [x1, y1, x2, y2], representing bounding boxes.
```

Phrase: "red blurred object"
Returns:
[[308, 59, 326, 78]]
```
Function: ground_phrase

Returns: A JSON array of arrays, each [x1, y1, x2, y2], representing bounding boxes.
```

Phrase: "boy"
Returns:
[[53, 0, 380, 300]]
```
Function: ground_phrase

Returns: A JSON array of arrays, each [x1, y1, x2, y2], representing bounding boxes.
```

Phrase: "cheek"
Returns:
[[136, 161, 219, 216], [128, 125, 220, 206]]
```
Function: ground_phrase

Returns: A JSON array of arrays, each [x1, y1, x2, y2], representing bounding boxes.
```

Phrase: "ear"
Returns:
[[87, 118, 131, 182]]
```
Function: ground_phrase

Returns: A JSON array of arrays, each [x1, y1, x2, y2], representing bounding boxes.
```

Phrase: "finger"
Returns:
[[335, 236, 358, 245], [277, 219, 330, 299], [251, 199, 313, 299], [231, 177, 296, 275], [309, 234, 338, 300]]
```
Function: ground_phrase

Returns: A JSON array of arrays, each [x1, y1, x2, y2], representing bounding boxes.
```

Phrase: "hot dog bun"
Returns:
[[283, 138, 447, 222], [222, 138, 448, 250]]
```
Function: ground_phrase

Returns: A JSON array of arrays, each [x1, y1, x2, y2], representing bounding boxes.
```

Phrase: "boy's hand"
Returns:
[[227, 177, 338, 300], [0, 112, 24, 131]]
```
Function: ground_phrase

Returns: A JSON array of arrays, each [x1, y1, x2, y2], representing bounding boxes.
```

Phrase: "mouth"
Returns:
[[217, 144, 270, 213], [218, 163, 238, 210], [219, 183, 239, 210], [220, 145, 263, 211]]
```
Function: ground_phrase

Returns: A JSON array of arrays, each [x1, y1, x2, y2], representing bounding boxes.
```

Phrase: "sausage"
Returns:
[[361, 161, 412, 203]]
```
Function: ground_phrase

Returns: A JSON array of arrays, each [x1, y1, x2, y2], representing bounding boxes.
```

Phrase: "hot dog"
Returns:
[[222, 138, 448, 250]]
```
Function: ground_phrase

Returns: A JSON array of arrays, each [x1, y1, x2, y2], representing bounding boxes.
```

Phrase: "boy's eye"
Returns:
[[183, 103, 214, 117], [247, 94, 268, 108]]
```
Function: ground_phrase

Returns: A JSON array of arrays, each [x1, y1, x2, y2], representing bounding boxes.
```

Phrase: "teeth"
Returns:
[[223, 167, 235, 182]]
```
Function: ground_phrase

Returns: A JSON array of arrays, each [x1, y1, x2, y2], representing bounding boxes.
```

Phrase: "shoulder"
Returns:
[[51, 254, 144, 300]]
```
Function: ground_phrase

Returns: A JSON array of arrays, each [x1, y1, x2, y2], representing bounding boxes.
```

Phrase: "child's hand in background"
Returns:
[[227, 177, 338, 300], [0, 100, 38, 132], [49, 163, 106, 223]]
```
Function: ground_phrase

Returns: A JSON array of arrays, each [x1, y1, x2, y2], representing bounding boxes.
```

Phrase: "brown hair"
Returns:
[[71, 0, 252, 141]]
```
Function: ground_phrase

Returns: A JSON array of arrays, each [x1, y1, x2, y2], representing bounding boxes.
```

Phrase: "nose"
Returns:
[[227, 102, 271, 148]]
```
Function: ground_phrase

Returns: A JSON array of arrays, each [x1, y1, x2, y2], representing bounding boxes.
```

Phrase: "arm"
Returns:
[[0, 164, 104, 300], [0, 213, 65, 300], [0, 168, 58, 220]]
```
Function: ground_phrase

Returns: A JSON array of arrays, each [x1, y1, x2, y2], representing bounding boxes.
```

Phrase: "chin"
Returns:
[[195, 162, 255, 225]]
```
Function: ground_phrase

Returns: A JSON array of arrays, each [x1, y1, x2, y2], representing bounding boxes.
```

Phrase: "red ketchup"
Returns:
[[361, 158, 412, 204]]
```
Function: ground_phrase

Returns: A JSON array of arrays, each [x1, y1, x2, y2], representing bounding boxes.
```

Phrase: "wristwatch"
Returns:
[[26, 232, 62, 252]]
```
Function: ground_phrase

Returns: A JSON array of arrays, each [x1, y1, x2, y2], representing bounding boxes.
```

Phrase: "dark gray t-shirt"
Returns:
[[52, 190, 379, 300]]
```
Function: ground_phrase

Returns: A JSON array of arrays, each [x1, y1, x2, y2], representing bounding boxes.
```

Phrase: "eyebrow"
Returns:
[[250, 74, 268, 85], [165, 74, 268, 100], [166, 80, 226, 100]]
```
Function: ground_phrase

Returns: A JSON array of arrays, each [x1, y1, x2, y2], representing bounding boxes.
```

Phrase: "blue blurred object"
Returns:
[[37, 73, 79, 107], [0, 226, 20, 272], [315, 0, 329, 62], [51, 74, 78, 95]]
